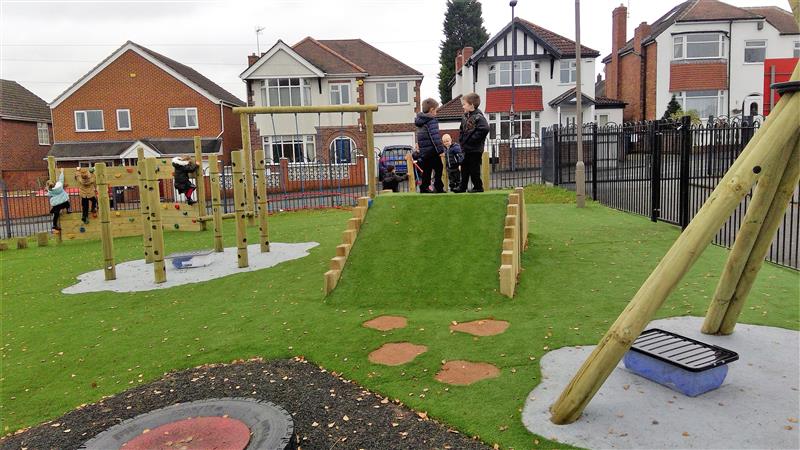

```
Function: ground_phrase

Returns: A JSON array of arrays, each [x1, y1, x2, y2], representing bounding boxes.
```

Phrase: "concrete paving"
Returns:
[[522, 316, 800, 449], [63, 242, 318, 294]]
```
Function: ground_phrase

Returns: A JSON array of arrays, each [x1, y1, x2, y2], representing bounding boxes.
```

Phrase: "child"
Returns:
[[414, 98, 446, 193], [442, 134, 463, 192], [457, 93, 490, 193], [381, 165, 408, 192], [172, 156, 198, 205], [46, 168, 70, 232], [74, 167, 98, 224]]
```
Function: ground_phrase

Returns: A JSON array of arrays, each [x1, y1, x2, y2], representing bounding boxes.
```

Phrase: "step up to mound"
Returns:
[[499, 188, 529, 298], [324, 197, 370, 294]]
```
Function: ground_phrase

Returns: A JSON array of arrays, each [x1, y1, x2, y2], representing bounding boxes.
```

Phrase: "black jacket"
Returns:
[[172, 158, 198, 190], [382, 172, 408, 192], [414, 113, 445, 160], [459, 108, 490, 153]]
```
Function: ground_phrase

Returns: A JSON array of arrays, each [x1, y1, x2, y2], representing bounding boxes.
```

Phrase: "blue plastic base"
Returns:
[[623, 351, 729, 397]]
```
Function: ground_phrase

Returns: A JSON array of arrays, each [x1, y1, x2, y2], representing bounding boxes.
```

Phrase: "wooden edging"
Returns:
[[324, 196, 370, 295], [499, 187, 528, 298]]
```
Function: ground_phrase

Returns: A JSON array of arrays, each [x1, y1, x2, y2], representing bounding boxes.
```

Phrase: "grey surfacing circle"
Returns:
[[80, 398, 295, 450]]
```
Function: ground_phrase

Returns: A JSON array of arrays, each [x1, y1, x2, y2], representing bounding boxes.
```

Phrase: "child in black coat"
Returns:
[[414, 98, 446, 193], [442, 134, 463, 192], [172, 156, 198, 205], [381, 165, 408, 192], [457, 93, 490, 193]]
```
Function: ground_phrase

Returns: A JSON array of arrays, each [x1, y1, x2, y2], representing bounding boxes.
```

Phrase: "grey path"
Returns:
[[63, 242, 318, 294], [522, 316, 800, 450]]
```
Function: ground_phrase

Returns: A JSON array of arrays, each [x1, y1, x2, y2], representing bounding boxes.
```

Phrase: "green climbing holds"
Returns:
[[182, 211, 188, 216], [128, 218, 135, 222], [174, 223, 180, 229]]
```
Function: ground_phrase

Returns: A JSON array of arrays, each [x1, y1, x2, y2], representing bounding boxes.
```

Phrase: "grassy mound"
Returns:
[[328, 192, 508, 308]]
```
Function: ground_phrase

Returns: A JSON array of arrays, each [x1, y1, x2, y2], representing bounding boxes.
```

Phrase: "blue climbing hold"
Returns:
[[79, 227, 85, 233]]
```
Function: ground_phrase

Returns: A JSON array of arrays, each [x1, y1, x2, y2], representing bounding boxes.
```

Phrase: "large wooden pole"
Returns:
[[95, 163, 116, 281], [136, 147, 154, 263], [232, 150, 249, 268], [208, 154, 224, 253], [145, 158, 167, 283], [254, 149, 271, 252], [701, 134, 797, 334], [365, 110, 376, 198], [549, 84, 799, 424], [193, 136, 207, 219], [405, 153, 417, 192], [718, 139, 800, 334], [240, 113, 256, 223]]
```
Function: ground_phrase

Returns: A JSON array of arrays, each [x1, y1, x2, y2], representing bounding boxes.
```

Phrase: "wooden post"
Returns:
[[254, 149, 270, 252], [702, 135, 796, 334], [193, 136, 207, 219], [717, 140, 800, 334], [0, 242, 8, 251], [16, 237, 28, 249], [515, 187, 529, 248], [365, 110, 377, 198], [47, 156, 56, 183], [208, 154, 224, 253], [481, 151, 490, 190], [324, 270, 340, 294], [145, 158, 166, 283], [549, 81, 799, 424], [405, 153, 417, 193], [441, 153, 449, 192], [136, 147, 153, 263], [239, 113, 256, 224], [232, 150, 249, 268], [95, 163, 116, 281], [36, 232, 48, 247]]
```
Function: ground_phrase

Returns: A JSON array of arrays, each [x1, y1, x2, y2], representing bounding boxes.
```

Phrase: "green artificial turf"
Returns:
[[1, 193, 798, 449]]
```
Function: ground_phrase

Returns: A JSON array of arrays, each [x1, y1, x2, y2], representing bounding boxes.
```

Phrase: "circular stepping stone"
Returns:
[[450, 319, 509, 336], [122, 416, 250, 450], [368, 342, 427, 366], [363, 315, 408, 331], [435, 360, 500, 386]]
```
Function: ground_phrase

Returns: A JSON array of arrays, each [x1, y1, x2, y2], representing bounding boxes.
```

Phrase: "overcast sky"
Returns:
[[0, 0, 791, 104]]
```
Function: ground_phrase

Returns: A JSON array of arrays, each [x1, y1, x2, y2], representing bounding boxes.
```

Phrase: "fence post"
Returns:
[[553, 126, 561, 185], [592, 123, 598, 200], [1, 180, 12, 239], [649, 121, 661, 222], [679, 115, 692, 229]]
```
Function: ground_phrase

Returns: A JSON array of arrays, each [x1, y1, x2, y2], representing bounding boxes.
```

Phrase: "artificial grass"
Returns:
[[1, 195, 798, 449]]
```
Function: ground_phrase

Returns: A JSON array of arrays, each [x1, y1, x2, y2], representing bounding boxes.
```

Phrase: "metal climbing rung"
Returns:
[[629, 329, 739, 372]]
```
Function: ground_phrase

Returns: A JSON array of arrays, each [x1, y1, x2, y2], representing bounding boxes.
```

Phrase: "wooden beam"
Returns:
[[95, 163, 116, 281], [365, 110, 376, 198], [145, 158, 166, 283], [240, 114, 256, 225], [254, 149, 271, 252], [193, 136, 207, 221], [234, 105, 378, 114], [208, 154, 224, 252], [136, 147, 154, 263]]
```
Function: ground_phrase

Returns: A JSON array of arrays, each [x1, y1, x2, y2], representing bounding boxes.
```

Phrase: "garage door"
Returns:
[[374, 132, 415, 152]]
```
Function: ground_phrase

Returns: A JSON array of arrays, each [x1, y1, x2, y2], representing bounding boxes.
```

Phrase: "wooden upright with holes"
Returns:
[[254, 149, 271, 252], [137, 147, 154, 263], [96, 163, 116, 281], [208, 154, 224, 252], [145, 158, 166, 283], [193, 136, 207, 225], [232, 151, 249, 268], [240, 115, 256, 225]]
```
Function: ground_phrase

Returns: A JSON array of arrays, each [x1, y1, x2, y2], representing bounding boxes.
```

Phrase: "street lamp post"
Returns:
[[574, 0, 586, 208], [510, 0, 518, 172]]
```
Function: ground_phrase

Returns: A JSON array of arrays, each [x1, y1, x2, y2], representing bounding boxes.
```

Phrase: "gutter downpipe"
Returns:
[[727, 20, 732, 118]]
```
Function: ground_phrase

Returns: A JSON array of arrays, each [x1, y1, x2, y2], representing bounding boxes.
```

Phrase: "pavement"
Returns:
[[521, 316, 800, 449]]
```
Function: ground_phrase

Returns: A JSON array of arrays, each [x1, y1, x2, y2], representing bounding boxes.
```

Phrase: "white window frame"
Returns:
[[262, 78, 312, 107], [376, 81, 409, 105], [673, 33, 725, 60], [329, 83, 351, 105], [488, 61, 538, 87], [743, 40, 767, 64], [116, 109, 131, 131], [74, 110, 104, 132], [488, 111, 540, 141], [559, 60, 577, 84], [675, 90, 725, 119], [329, 136, 357, 164], [168, 107, 198, 130], [262, 135, 316, 164], [37, 122, 49, 145]]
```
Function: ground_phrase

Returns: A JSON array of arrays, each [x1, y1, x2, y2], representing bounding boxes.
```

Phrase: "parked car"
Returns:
[[380, 145, 413, 176]]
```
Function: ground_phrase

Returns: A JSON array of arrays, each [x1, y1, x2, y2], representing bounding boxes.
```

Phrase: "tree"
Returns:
[[662, 94, 681, 119], [438, 0, 490, 103]]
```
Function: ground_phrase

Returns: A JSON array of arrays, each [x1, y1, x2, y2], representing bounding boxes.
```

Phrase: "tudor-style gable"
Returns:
[[240, 40, 325, 79]]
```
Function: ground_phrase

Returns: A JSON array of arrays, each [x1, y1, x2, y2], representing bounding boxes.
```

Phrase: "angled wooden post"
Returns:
[[193, 136, 207, 219], [208, 154, 224, 252], [136, 147, 153, 263], [145, 158, 166, 283], [239, 113, 256, 224], [549, 74, 799, 424], [405, 153, 417, 192], [254, 149, 270, 252], [365, 110, 377, 198], [95, 163, 116, 281], [232, 150, 249, 268]]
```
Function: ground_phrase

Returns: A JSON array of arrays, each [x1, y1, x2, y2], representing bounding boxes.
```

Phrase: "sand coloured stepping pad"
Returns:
[[122, 417, 251, 450], [363, 315, 408, 331], [435, 360, 500, 385], [368, 342, 427, 366], [450, 319, 509, 336]]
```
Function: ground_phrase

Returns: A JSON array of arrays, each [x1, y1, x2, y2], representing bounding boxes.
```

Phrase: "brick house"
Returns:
[[603, 0, 799, 122], [49, 41, 244, 167], [440, 17, 625, 146], [0, 79, 53, 187], [240, 38, 423, 164]]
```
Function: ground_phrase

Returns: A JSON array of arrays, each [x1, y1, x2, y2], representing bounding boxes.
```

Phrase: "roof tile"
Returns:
[[0, 79, 51, 122]]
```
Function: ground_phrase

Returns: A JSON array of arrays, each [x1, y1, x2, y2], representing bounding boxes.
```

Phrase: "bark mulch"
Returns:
[[1, 358, 489, 450]]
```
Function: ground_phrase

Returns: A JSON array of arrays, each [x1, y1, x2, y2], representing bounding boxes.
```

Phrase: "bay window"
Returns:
[[262, 78, 312, 107], [376, 82, 408, 104], [488, 112, 540, 140], [488, 61, 539, 86], [263, 135, 316, 164], [673, 33, 725, 60], [675, 90, 724, 119]]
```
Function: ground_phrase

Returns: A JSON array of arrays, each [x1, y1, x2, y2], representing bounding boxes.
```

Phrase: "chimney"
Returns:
[[462, 46, 474, 63], [247, 53, 259, 67], [633, 22, 651, 53], [608, 3, 627, 99], [455, 50, 464, 73]]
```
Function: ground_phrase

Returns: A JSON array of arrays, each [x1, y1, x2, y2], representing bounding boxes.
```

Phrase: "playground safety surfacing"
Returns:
[[522, 316, 800, 449]]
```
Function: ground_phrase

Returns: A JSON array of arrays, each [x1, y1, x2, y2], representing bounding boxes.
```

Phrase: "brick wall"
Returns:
[[414, 80, 422, 113], [316, 126, 365, 164], [373, 123, 415, 134], [669, 61, 728, 91], [51, 49, 223, 143], [644, 43, 658, 120], [221, 105, 242, 164], [619, 53, 642, 122], [244, 80, 264, 154], [0, 118, 52, 187]]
